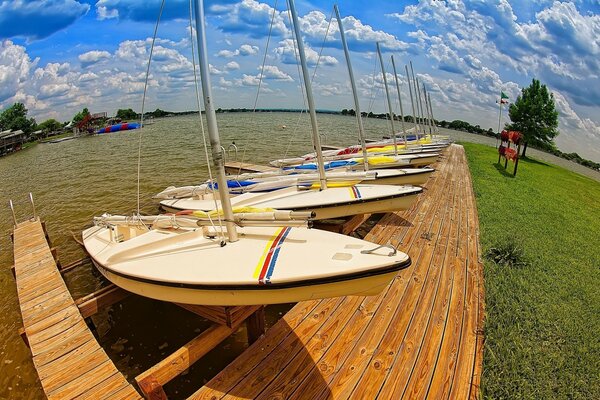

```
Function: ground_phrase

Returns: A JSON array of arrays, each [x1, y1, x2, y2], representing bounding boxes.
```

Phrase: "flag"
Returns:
[[501, 91, 509, 99], [500, 99, 508, 104]]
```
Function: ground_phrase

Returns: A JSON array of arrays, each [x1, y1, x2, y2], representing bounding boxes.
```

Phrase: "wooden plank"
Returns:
[[348, 162, 456, 399], [341, 213, 371, 235], [46, 361, 116, 399], [221, 297, 344, 400], [59, 256, 90, 273], [187, 144, 484, 400], [136, 324, 234, 394], [76, 285, 131, 319], [285, 274, 404, 400], [175, 304, 229, 326], [188, 300, 321, 400], [254, 296, 365, 400], [12, 219, 141, 399], [245, 306, 265, 345], [394, 165, 462, 399]]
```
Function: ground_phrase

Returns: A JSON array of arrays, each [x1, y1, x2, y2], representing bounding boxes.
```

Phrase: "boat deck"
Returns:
[[12, 219, 141, 399], [188, 144, 484, 399]]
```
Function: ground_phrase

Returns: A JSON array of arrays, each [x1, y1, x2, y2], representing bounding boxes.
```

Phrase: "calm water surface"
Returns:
[[0, 112, 391, 399]]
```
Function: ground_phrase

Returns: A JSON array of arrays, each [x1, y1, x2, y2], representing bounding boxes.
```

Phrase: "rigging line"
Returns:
[[238, 0, 280, 177], [283, 1, 310, 160], [137, 0, 166, 216], [188, 0, 225, 240], [282, 0, 333, 159], [364, 56, 379, 136], [309, 5, 335, 146]]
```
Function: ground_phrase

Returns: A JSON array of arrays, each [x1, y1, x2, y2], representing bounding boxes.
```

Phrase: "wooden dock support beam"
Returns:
[[59, 256, 91, 274], [246, 306, 266, 345], [75, 284, 132, 318], [135, 324, 235, 399]]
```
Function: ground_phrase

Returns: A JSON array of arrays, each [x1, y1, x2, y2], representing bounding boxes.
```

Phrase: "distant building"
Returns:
[[0, 129, 28, 156]]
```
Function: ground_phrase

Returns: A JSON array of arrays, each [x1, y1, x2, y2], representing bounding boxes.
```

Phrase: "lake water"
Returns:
[[0, 112, 393, 399]]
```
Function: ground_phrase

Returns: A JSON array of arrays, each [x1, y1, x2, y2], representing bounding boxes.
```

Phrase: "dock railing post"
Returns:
[[28, 193, 37, 220], [9, 199, 17, 227]]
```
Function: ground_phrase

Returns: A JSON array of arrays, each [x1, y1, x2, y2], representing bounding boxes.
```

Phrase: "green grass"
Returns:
[[462, 142, 599, 399]]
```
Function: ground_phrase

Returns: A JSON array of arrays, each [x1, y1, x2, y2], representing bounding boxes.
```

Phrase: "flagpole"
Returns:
[[496, 90, 503, 148]]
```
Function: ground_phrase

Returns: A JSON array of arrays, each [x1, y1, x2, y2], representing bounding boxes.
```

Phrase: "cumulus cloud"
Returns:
[[0, 40, 37, 102], [211, 0, 288, 39], [274, 39, 338, 67], [0, 0, 90, 40], [258, 65, 293, 81], [217, 44, 259, 58], [274, 10, 408, 53], [388, 0, 600, 108], [224, 61, 240, 70], [78, 50, 111, 68]]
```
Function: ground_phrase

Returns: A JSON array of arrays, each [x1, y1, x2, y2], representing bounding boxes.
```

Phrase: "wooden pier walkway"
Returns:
[[189, 144, 485, 399], [12, 219, 141, 399]]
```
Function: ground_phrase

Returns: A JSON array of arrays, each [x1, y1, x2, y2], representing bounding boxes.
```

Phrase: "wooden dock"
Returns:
[[188, 144, 485, 399], [12, 219, 141, 399], [10, 143, 484, 399]]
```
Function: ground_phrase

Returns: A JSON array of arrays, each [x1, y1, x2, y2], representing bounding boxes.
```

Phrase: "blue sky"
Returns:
[[1, 0, 599, 161]]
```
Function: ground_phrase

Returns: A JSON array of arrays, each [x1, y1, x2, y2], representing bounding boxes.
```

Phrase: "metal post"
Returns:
[[9, 199, 17, 227], [28, 193, 37, 220]]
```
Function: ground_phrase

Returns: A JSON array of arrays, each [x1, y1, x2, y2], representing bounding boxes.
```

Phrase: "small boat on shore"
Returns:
[[96, 122, 140, 134]]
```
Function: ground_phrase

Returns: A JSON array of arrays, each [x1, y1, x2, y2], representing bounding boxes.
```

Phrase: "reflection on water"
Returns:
[[0, 112, 390, 398]]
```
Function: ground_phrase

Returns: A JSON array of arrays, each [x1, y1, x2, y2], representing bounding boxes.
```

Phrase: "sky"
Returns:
[[1, 0, 599, 161]]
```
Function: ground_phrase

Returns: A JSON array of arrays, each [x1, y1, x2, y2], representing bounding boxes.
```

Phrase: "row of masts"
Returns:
[[194, 0, 440, 243]]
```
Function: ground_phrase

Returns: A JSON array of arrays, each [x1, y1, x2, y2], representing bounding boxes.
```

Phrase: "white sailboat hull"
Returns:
[[92, 259, 400, 305], [160, 185, 422, 220], [83, 223, 410, 305]]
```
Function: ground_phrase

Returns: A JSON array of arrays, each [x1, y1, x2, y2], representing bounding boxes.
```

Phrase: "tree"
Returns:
[[508, 78, 559, 157], [116, 108, 138, 120], [37, 118, 62, 136], [0, 102, 36, 133], [73, 107, 90, 123]]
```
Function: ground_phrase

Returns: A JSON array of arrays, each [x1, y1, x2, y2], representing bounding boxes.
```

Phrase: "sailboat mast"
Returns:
[[193, 0, 238, 242], [390, 55, 408, 146], [334, 4, 368, 171], [422, 82, 433, 138], [288, 0, 327, 189], [376, 42, 398, 156], [428, 92, 438, 135], [405, 64, 419, 140], [410, 61, 424, 141]]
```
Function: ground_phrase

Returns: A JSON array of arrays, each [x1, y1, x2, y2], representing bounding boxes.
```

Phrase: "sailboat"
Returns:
[[158, 0, 425, 219], [82, 0, 411, 306], [154, 7, 435, 202]]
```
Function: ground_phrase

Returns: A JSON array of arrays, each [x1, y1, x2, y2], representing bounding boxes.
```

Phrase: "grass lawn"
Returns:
[[462, 142, 599, 399]]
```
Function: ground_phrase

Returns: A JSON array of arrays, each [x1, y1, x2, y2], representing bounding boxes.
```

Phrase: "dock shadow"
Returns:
[[201, 309, 333, 399], [377, 213, 414, 229]]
